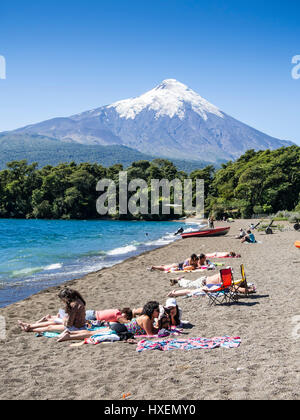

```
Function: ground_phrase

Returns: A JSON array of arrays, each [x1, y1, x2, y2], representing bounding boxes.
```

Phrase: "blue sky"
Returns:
[[0, 0, 299, 144]]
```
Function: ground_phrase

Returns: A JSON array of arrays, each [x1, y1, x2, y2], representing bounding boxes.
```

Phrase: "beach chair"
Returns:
[[204, 267, 238, 306]]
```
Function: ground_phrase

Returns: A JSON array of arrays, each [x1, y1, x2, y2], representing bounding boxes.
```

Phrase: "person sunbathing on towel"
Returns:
[[150, 254, 199, 272], [205, 251, 241, 258], [168, 272, 256, 297], [85, 307, 139, 323]]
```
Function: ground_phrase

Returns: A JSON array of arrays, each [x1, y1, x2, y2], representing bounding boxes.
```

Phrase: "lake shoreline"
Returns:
[[1, 219, 299, 400]]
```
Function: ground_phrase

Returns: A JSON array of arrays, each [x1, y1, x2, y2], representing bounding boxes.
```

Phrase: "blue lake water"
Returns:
[[0, 219, 184, 307]]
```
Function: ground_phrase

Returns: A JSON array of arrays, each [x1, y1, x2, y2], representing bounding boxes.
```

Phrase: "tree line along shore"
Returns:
[[0, 145, 299, 221]]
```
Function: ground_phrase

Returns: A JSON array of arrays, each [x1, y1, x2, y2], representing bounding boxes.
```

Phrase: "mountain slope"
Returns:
[[0, 133, 219, 172], [5, 79, 294, 163]]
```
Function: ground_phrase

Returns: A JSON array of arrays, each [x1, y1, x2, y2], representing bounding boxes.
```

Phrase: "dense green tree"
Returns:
[[0, 146, 299, 220]]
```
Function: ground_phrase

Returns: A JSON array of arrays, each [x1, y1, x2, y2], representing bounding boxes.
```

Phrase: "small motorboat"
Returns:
[[181, 226, 230, 239]]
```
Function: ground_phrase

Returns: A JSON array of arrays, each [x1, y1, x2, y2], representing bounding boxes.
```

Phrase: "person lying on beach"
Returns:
[[150, 254, 199, 272], [241, 230, 257, 244], [56, 301, 162, 342], [168, 272, 256, 297], [167, 284, 256, 298], [164, 298, 182, 327], [205, 251, 241, 258], [18, 288, 87, 334], [85, 307, 138, 324], [170, 273, 221, 288]]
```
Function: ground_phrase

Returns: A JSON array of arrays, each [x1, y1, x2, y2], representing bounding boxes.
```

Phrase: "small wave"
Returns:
[[10, 267, 42, 278], [145, 232, 178, 247], [44, 263, 63, 271], [80, 250, 107, 257], [107, 245, 137, 256]]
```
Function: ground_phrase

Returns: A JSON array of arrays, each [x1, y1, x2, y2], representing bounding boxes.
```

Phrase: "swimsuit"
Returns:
[[124, 318, 146, 336]]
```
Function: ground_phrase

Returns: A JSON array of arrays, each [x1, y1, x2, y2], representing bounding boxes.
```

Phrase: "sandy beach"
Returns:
[[0, 219, 299, 400]]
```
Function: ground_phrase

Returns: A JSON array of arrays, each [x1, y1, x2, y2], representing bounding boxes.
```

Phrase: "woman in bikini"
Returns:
[[149, 254, 199, 272], [18, 288, 87, 334]]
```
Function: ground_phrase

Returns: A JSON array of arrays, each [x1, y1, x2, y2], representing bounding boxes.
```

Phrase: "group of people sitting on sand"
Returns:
[[18, 288, 182, 344]]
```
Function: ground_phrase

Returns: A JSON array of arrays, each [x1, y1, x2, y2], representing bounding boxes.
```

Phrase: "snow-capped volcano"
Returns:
[[108, 79, 224, 121], [9, 79, 293, 163]]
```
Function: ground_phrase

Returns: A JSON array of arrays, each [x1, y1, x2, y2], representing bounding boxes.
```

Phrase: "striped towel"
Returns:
[[136, 336, 241, 352]]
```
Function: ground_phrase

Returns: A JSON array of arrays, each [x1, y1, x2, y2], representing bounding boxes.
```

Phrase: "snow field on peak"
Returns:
[[108, 79, 224, 121]]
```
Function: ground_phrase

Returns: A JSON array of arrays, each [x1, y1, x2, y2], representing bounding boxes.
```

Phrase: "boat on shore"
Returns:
[[181, 226, 230, 239]]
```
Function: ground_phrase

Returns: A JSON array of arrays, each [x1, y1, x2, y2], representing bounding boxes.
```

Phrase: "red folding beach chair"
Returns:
[[204, 267, 238, 306]]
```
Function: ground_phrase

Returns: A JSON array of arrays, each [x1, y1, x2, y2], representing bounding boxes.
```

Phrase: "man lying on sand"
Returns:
[[168, 272, 256, 297]]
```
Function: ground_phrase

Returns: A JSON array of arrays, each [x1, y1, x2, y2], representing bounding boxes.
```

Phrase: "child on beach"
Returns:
[[18, 288, 87, 333]]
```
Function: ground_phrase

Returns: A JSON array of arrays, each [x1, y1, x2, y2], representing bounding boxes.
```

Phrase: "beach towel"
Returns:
[[135, 327, 184, 339], [85, 333, 120, 345], [136, 336, 241, 352], [166, 264, 223, 274], [37, 332, 61, 338], [38, 325, 110, 339]]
